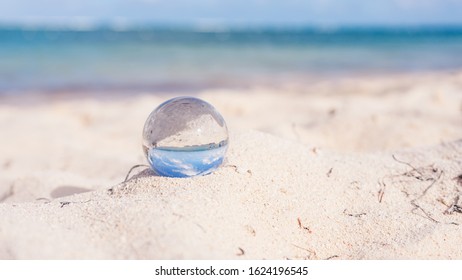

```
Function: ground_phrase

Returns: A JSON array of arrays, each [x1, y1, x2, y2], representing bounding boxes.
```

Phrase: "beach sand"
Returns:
[[0, 72, 462, 259]]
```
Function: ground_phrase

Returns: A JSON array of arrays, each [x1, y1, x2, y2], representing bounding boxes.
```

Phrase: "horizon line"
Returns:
[[2, 21, 462, 32]]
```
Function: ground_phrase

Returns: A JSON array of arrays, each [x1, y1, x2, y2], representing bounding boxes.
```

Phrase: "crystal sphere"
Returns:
[[142, 96, 229, 177]]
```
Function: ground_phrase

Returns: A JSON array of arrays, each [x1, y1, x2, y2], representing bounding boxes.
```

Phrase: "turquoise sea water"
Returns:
[[1, 26, 462, 92]]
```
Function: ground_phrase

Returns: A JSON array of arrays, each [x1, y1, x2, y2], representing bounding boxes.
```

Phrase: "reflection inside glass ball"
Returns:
[[142, 97, 228, 177]]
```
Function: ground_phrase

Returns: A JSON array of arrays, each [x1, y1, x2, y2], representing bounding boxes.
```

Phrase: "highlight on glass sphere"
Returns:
[[142, 96, 229, 178]]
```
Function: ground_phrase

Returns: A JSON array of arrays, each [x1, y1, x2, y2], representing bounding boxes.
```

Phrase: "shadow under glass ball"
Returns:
[[142, 96, 229, 177]]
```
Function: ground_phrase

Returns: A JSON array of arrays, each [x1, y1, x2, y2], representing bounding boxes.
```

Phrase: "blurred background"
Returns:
[[1, 0, 462, 93]]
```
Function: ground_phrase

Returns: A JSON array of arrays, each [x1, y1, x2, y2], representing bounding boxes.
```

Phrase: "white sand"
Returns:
[[0, 72, 462, 259]]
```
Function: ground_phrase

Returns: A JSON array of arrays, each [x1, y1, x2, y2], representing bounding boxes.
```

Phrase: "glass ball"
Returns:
[[142, 96, 229, 177]]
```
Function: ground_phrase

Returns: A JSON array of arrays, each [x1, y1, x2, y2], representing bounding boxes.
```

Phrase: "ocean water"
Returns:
[[1, 26, 462, 92]]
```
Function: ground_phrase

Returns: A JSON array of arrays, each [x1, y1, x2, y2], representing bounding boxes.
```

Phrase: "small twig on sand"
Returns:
[[297, 217, 312, 233], [391, 154, 444, 223], [343, 209, 366, 218], [60, 201, 70, 208], [59, 199, 92, 208], [292, 244, 317, 259], [392, 154, 424, 177], [392, 155, 440, 182], [237, 247, 245, 256], [225, 164, 253, 176], [124, 164, 150, 182], [378, 188, 385, 203], [411, 204, 440, 223], [378, 179, 386, 203], [418, 170, 443, 199], [325, 255, 339, 260], [326, 168, 333, 178], [444, 195, 462, 215], [410, 170, 444, 223]]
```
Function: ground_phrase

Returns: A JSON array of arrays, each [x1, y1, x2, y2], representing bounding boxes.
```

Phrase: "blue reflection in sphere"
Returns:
[[142, 97, 228, 177]]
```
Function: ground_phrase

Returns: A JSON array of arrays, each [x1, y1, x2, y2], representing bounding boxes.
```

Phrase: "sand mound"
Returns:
[[1, 130, 461, 259]]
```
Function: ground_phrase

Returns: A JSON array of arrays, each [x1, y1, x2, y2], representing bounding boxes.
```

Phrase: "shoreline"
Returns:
[[1, 68, 462, 103]]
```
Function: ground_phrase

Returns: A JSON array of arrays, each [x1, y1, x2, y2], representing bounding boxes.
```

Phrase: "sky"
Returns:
[[1, 0, 462, 27]]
